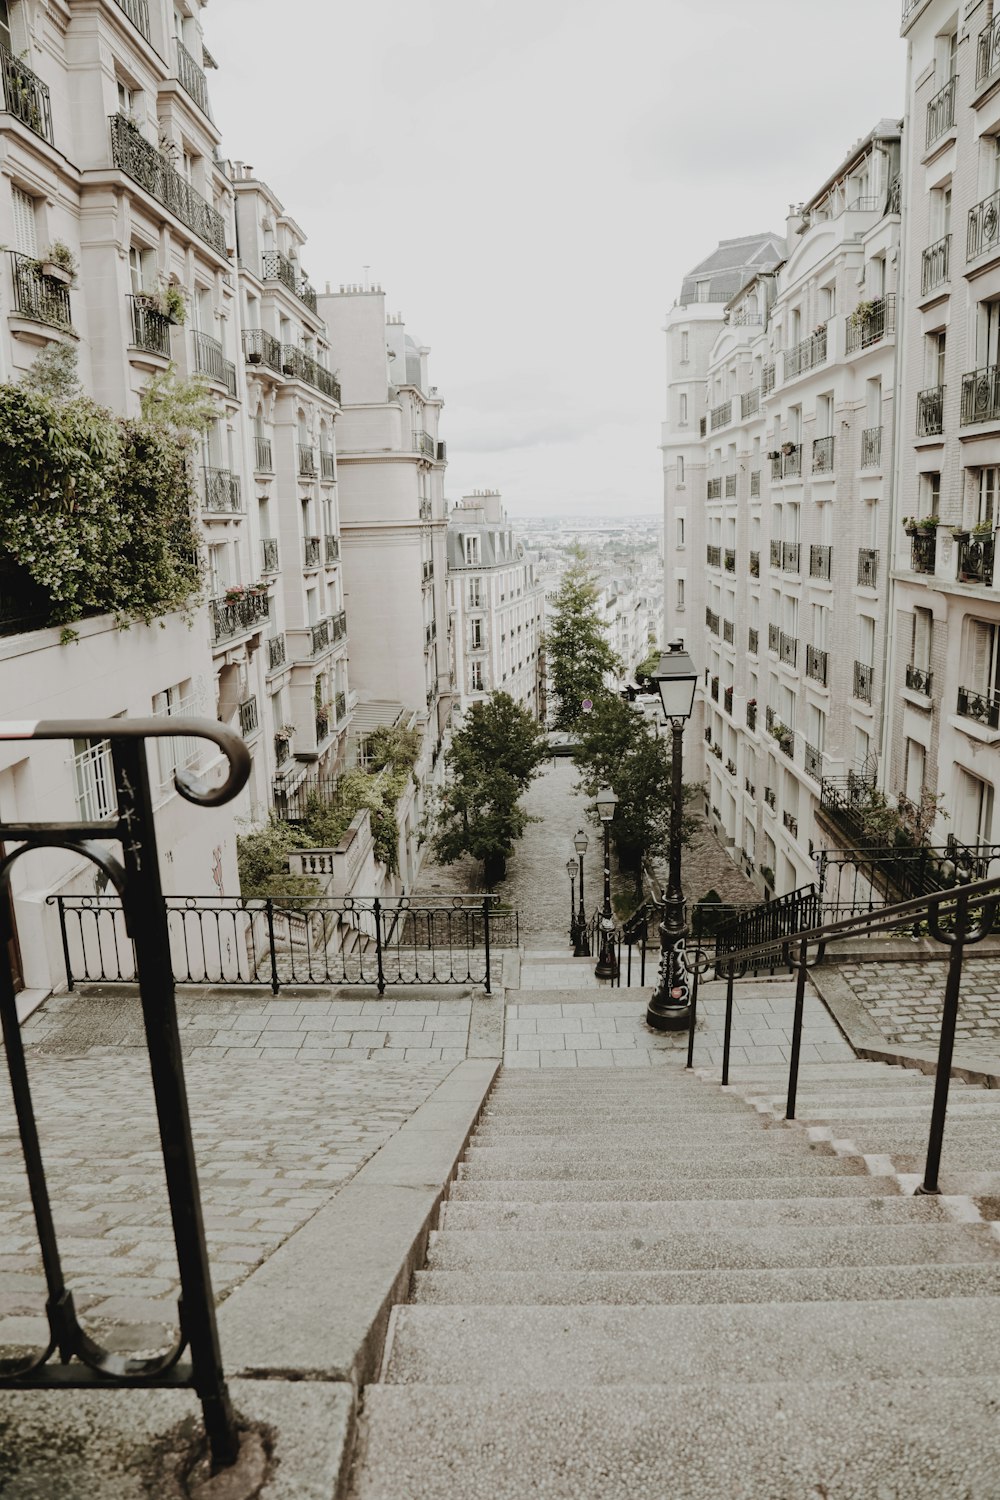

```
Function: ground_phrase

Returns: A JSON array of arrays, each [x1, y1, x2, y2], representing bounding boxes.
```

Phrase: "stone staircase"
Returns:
[[350, 1060, 1000, 1497]]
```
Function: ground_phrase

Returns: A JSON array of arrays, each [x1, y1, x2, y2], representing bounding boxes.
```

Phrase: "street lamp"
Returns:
[[594, 786, 619, 980], [573, 828, 590, 957], [566, 856, 578, 951], [647, 641, 698, 1031]]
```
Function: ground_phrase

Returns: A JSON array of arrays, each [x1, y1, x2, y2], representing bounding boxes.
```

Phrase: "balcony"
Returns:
[[921, 234, 950, 296], [745, 777, 756, 798], [422, 560, 435, 586], [175, 38, 211, 116], [911, 533, 937, 575], [303, 536, 321, 568], [742, 388, 760, 419], [315, 710, 330, 744], [8, 251, 72, 331], [320, 448, 336, 480], [262, 251, 317, 314], [770, 540, 783, 569], [128, 294, 170, 356], [968, 189, 1000, 263], [243, 328, 282, 373], [961, 365, 1000, 427], [925, 74, 956, 149], [853, 660, 873, 704], [261, 537, 279, 575], [845, 294, 896, 355], [783, 329, 826, 381], [746, 701, 757, 731], [706, 545, 721, 568], [710, 398, 732, 431], [723, 619, 734, 645], [419, 499, 433, 521], [706, 477, 722, 500], [861, 426, 882, 469], [762, 362, 776, 396], [805, 644, 828, 685], [782, 541, 801, 574], [857, 548, 879, 588], [764, 787, 776, 810], [331, 609, 347, 642], [109, 114, 225, 255], [325, 534, 340, 564], [916, 386, 944, 436], [279, 345, 341, 400], [267, 634, 286, 672], [906, 663, 932, 695], [192, 330, 236, 396], [201, 466, 242, 514], [238, 695, 259, 737], [699, 417, 707, 437], [749, 551, 760, 578], [957, 534, 995, 586], [768, 622, 780, 653], [335, 690, 347, 723], [750, 470, 760, 497], [297, 444, 316, 478], [723, 686, 733, 715], [748, 627, 759, 656], [254, 435, 273, 473], [957, 684, 1000, 730], [424, 619, 437, 647], [809, 544, 832, 581], [779, 631, 798, 668], [783, 810, 799, 838], [1, 43, 53, 143], [209, 590, 269, 645], [725, 758, 737, 777], [114, 0, 151, 38], [812, 435, 835, 473], [724, 549, 736, 573], [725, 474, 737, 498], [771, 445, 801, 480], [978, 14, 1000, 89], [274, 734, 289, 767], [413, 431, 436, 459]]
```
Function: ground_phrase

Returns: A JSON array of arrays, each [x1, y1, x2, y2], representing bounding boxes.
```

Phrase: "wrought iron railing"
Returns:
[[114, 0, 151, 38], [705, 608, 719, 634], [805, 644, 828, 685], [267, 633, 286, 672], [741, 388, 760, 418], [812, 435, 834, 472], [243, 328, 282, 372], [201, 466, 242, 513], [861, 426, 882, 468], [261, 537, 279, 573], [8, 251, 72, 330], [1, 43, 53, 142], [857, 547, 879, 587], [311, 617, 331, 655], [320, 448, 336, 480], [723, 619, 734, 645], [279, 344, 340, 399], [710, 676, 719, 702], [926, 74, 956, 149], [706, 477, 722, 500], [297, 443, 316, 477], [335, 689, 347, 721], [128, 293, 170, 355], [254, 435, 273, 472], [768, 622, 780, 652], [779, 631, 798, 667], [274, 734, 289, 766], [906, 662, 932, 694], [957, 534, 995, 585], [175, 38, 211, 116], [979, 14, 1000, 87], [209, 591, 269, 644], [725, 474, 737, 498], [771, 446, 801, 480], [724, 549, 736, 572], [764, 786, 776, 809], [783, 328, 826, 380], [968, 188, 1000, 262], [413, 431, 436, 459], [748, 627, 758, 656], [238, 695, 258, 736], [325, 533, 340, 563], [917, 384, 945, 435], [809, 543, 831, 580], [192, 329, 226, 384], [921, 233, 950, 295], [845, 294, 896, 354], [262, 251, 317, 313], [853, 659, 873, 703], [762, 362, 775, 395], [749, 551, 760, 577], [109, 114, 225, 254], [315, 709, 330, 743], [957, 684, 1000, 729], [960, 365, 1000, 426], [782, 810, 798, 837], [746, 701, 757, 730], [911, 533, 937, 575], [331, 608, 347, 641], [782, 540, 801, 573], [710, 399, 731, 431], [706, 544, 721, 568], [750, 470, 760, 497], [804, 742, 822, 779], [723, 686, 733, 715], [769, 540, 782, 569]]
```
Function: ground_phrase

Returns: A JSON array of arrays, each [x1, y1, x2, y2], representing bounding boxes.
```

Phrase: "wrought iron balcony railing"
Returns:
[[723, 686, 733, 715], [748, 627, 758, 656], [911, 533, 937, 575], [710, 398, 732, 431], [279, 344, 340, 400], [320, 448, 336, 480], [957, 684, 1000, 730], [709, 676, 719, 702], [114, 0, 151, 39], [706, 545, 721, 568], [806, 644, 828, 686], [906, 663, 932, 695], [201, 467, 242, 513], [419, 499, 433, 521], [331, 609, 347, 641], [845, 294, 896, 354], [267, 633, 286, 672], [325, 534, 340, 564], [764, 786, 776, 809], [315, 710, 330, 744], [723, 619, 734, 645], [262, 251, 317, 313], [857, 547, 879, 588], [724, 549, 736, 573], [809, 544, 831, 580], [961, 365, 1000, 426], [1, 43, 53, 143], [979, 14, 1000, 88], [742, 388, 760, 419], [209, 591, 269, 645], [917, 385, 944, 436], [303, 536, 321, 568], [192, 330, 236, 395], [726, 758, 737, 777], [110, 114, 225, 255], [746, 701, 757, 730], [749, 551, 760, 577], [957, 534, 995, 586], [243, 328, 282, 372], [762, 362, 776, 396], [926, 74, 956, 149], [782, 541, 801, 573], [745, 778, 756, 798], [274, 734, 289, 767], [261, 537, 279, 574], [8, 251, 72, 330], [175, 38, 211, 116], [779, 631, 798, 668], [297, 444, 316, 478], [812, 435, 834, 472], [861, 426, 882, 468], [725, 473, 737, 498], [768, 622, 780, 653], [699, 417, 707, 437], [783, 810, 799, 837], [254, 436, 273, 473], [853, 660, 874, 704], [968, 188, 1000, 263], [921, 233, 950, 295], [750, 469, 760, 497], [413, 431, 436, 459], [707, 477, 722, 500], [770, 539, 783, 568], [771, 446, 801, 480], [238, 695, 258, 737], [128, 293, 170, 355], [335, 690, 347, 722], [783, 328, 826, 381]]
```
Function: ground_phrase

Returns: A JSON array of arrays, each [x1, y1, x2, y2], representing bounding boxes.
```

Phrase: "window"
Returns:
[[152, 682, 199, 786], [676, 455, 685, 485], [965, 619, 1000, 696], [956, 768, 995, 846], [816, 393, 833, 438], [976, 468, 997, 528], [470, 619, 483, 650], [679, 393, 688, 425], [931, 182, 952, 239], [676, 516, 685, 548], [854, 726, 871, 772], [128, 244, 156, 295], [73, 738, 116, 820], [470, 661, 484, 692], [0, 1, 11, 53], [467, 577, 482, 609], [11, 185, 36, 257], [858, 614, 875, 668], [464, 535, 480, 566], [911, 607, 933, 669], [117, 79, 135, 118], [696, 280, 710, 303], [676, 578, 685, 610], [680, 331, 689, 362], [921, 471, 941, 519], [904, 739, 926, 803]]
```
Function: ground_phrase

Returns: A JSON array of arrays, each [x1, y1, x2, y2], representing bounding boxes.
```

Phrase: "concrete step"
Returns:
[[350, 1378, 1000, 1499], [438, 1194, 953, 1233], [449, 1174, 907, 1202], [424, 1223, 998, 1273], [784, 1102, 1000, 1124], [470, 1121, 805, 1145], [459, 1154, 872, 1182], [411, 1261, 1000, 1306], [482, 1098, 755, 1118], [462, 1138, 837, 1164], [382, 1296, 1000, 1387]]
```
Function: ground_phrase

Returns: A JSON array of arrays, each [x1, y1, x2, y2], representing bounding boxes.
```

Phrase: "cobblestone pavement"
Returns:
[[648, 814, 759, 911], [838, 959, 1000, 1051]]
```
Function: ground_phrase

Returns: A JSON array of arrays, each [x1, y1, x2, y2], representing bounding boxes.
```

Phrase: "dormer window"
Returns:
[[465, 535, 480, 566]]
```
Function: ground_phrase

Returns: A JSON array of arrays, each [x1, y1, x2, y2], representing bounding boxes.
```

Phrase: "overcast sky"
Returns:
[[211, 0, 905, 518]]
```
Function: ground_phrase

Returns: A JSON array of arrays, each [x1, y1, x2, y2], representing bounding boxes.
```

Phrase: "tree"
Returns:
[[450, 693, 548, 790], [545, 562, 622, 730]]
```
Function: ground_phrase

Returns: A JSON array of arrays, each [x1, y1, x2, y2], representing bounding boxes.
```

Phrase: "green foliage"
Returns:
[[364, 722, 421, 774], [692, 889, 725, 938], [451, 693, 548, 791], [22, 343, 82, 403], [58, 626, 79, 645], [0, 368, 203, 628], [545, 562, 622, 731], [236, 820, 320, 907], [139, 363, 215, 449], [302, 768, 407, 873], [636, 645, 661, 681]]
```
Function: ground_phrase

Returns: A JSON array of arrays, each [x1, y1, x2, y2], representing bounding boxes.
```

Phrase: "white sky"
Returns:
[[210, 0, 905, 517]]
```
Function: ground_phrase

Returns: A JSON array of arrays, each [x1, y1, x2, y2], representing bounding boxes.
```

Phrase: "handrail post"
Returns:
[[917, 894, 968, 1195], [373, 897, 386, 995], [686, 960, 700, 1069], [265, 897, 280, 995], [56, 895, 74, 992], [721, 962, 735, 1085], [483, 896, 492, 995], [785, 938, 809, 1120], [640, 931, 646, 986]]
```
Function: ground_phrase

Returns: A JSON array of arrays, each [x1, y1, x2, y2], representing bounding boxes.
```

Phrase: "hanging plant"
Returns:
[[850, 300, 877, 326], [39, 241, 78, 287]]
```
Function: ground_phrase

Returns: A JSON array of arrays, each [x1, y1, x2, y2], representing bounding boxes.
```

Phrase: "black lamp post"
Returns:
[[594, 786, 619, 980], [567, 856, 578, 950], [573, 827, 590, 957], [647, 641, 698, 1031]]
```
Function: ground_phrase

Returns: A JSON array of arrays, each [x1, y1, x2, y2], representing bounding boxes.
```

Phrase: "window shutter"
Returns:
[[968, 620, 993, 692], [11, 186, 36, 256]]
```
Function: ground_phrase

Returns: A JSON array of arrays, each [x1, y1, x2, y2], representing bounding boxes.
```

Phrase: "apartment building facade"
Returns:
[[447, 490, 545, 718], [888, 0, 1000, 861]]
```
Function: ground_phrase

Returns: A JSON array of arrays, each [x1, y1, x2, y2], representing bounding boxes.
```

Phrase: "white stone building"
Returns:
[[446, 490, 545, 718]]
